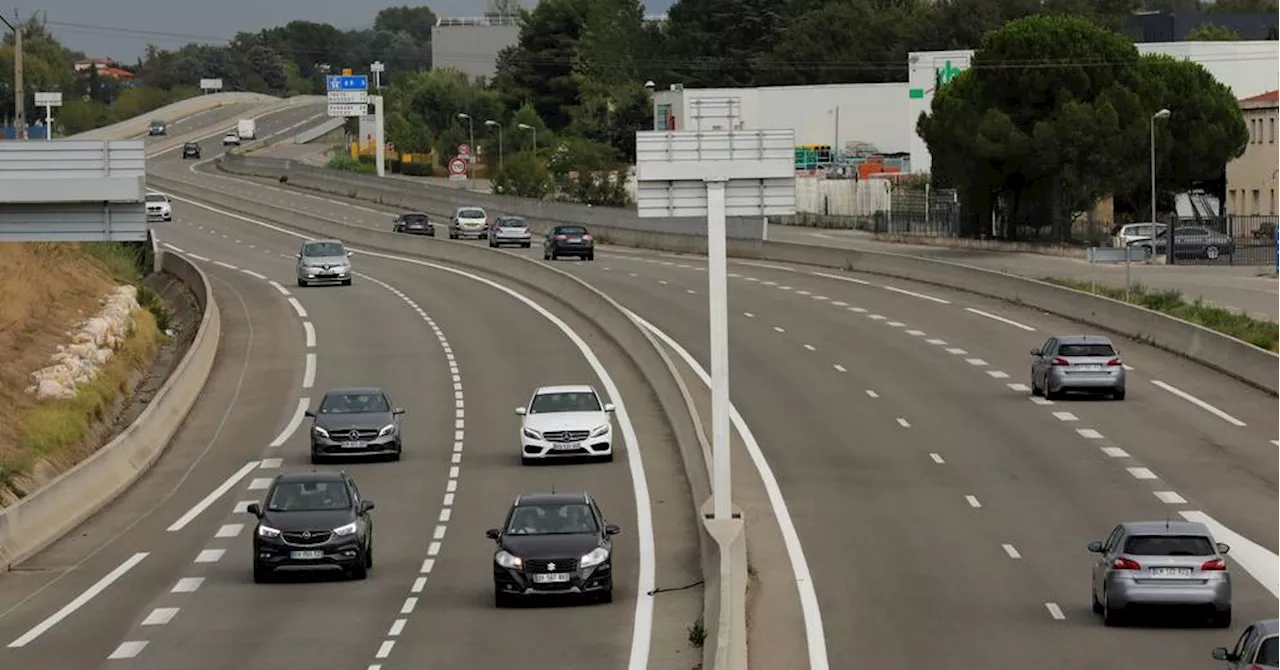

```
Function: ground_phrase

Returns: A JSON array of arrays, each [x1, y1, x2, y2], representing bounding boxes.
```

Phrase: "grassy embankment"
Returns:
[[1042, 277, 1279, 352], [0, 243, 171, 499]]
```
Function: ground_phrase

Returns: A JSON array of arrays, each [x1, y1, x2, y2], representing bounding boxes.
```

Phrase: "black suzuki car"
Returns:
[[392, 211, 434, 236], [486, 492, 619, 606], [543, 225, 594, 261], [246, 471, 375, 583], [181, 142, 201, 159]]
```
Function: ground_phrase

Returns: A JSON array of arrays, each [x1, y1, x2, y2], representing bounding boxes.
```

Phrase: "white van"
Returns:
[[237, 119, 256, 140], [1112, 222, 1165, 248]]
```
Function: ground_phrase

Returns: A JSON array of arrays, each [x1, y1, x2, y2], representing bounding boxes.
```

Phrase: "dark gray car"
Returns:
[[296, 239, 352, 287], [393, 212, 434, 236], [306, 387, 405, 463], [1142, 226, 1236, 260]]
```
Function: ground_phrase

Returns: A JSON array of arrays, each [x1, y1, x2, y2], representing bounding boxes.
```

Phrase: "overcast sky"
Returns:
[[25, 0, 674, 63]]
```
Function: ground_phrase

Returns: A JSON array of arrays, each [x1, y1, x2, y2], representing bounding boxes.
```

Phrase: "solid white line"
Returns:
[[929, 453, 945, 464], [8, 552, 149, 647], [1076, 429, 1105, 439], [1002, 544, 1021, 559], [896, 418, 911, 428], [171, 577, 203, 593], [241, 269, 267, 280], [108, 641, 149, 659], [302, 353, 317, 389], [811, 271, 870, 285], [270, 397, 310, 447], [1179, 510, 1279, 597], [1154, 490, 1186, 503], [833, 364, 847, 372], [883, 285, 951, 303], [1150, 380, 1247, 426], [1045, 603, 1065, 620], [1052, 411, 1078, 422], [965, 495, 982, 508], [1101, 447, 1130, 458], [633, 313, 828, 669], [194, 549, 225, 563], [288, 297, 308, 318], [163, 244, 184, 253], [1007, 383, 1031, 392], [1126, 467, 1158, 480], [213, 260, 237, 270], [167, 461, 259, 531], [964, 307, 1036, 331], [141, 607, 179, 626], [303, 321, 316, 348], [268, 280, 289, 295], [187, 253, 209, 262]]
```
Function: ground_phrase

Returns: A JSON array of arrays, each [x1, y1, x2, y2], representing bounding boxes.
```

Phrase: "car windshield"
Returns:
[[145, 194, 166, 203], [266, 480, 351, 512], [1123, 534, 1215, 556], [459, 209, 485, 218], [403, 214, 427, 224], [1057, 343, 1115, 357], [557, 226, 587, 236], [185, 143, 197, 148], [320, 392, 390, 414], [499, 218, 526, 227], [529, 391, 601, 414], [506, 503, 598, 535], [1257, 637, 1278, 665], [303, 242, 345, 257]]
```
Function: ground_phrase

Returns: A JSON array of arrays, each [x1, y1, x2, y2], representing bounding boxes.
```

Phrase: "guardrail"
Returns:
[[216, 154, 1280, 396], [148, 173, 742, 669], [0, 251, 220, 570]]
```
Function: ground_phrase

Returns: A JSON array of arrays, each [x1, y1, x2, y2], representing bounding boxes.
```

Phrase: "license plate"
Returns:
[[533, 572, 570, 583], [568, 237, 582, 243], [1150, 567, 1192, 577], [551, 443, 582, 451], [290, 550, 324, 560], [1078, 364, 1103, 370], [340, 441, 366, 449]]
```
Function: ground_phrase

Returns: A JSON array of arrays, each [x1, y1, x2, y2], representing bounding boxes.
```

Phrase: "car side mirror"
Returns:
[[603, 403, 616, 413], [1216, 542, 1230, 554], [246, 503, 263, 518], [514, 407, 526, 416], [295, 253, 302, 259], [605, 524, 621, 535], [393, 408, 405, 415], [304, 410, 315, 418], [1030, 349, 1041, 356], [1086, 540, 1104, 553], [485, 528, 501, 541], [360, 501, 376, 513], [1211, 647, 1231, 661]]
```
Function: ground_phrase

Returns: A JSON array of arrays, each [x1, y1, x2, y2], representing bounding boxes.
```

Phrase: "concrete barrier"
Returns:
[[215, 155, 1280, 396], [0, 252, 220, 570], [71, 92, 279, 141], [293, 118, 344, 144]]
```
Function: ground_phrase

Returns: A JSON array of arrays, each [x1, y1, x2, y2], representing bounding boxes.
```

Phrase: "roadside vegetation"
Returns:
[[0, 243, 170, 501], [1043, 277, 1279, 352]]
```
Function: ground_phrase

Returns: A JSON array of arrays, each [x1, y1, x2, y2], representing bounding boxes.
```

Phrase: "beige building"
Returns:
[[1226, 90, 1278, 216]]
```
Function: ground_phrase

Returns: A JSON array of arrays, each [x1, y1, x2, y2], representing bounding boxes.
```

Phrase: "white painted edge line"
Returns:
[[810, 271, 871, 285], [8, 552, 149, 647], [1179, 510, 1280, 598], [167, 461, 260, 531], [187, 253, 209, 262], [303, 321, 316, 348], [302, 353, 317, 389], [241, 268, 267, 280], [883, 285, 951, 304], [1150, 380, 1247, 426], [964, 307, 1036, 331], [269, 397, 310, 447], [287, 296, 308, 318], [213, 260, 237, 270]]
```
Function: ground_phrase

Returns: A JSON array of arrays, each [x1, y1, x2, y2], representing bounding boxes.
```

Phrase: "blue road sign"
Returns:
[[326, 75, 369, 92]]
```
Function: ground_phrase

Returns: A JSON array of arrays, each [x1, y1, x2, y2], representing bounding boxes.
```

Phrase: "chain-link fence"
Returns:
[[1153, 214, 1280, 267]]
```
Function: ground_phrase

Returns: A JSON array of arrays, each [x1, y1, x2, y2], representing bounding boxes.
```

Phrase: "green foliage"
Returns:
[[326, 148, 375, 174], [1185, 23, 1241, 40], [491, 152, 554, 198], [384, 68, 504, 159], [1205, 0, 1278, 12]]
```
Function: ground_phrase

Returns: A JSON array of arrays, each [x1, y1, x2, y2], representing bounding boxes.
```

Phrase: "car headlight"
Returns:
[[589, 424, 610, 438], [377, 423, 396, 437], [495, 550, 522, 569], [522, 428, 542, 440], [333, 522, 358, 537], [257, 524, 281, 538], [335, 264, 350, 272], [312, 426, 329, 438], [580, 547, 609, 569]]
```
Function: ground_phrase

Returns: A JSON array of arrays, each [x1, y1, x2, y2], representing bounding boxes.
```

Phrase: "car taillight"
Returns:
[[1106, 357, 1123, 366], [1201, 558, 1226, 571], [1112, 557, 1141, 570], [1051, 357, 1070, 366], [582, 234, 592, 241], [555, 234, 567, 240]]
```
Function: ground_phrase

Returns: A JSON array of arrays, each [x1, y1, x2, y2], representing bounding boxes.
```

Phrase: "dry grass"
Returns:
[[0, 242, 163, 494]]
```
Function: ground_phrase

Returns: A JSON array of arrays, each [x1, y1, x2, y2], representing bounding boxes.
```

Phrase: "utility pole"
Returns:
[[0, 10, 23, 139]]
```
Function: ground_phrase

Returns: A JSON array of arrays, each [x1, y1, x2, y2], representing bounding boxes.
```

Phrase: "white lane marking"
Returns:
[[388, 619, 407, 636], [1272, 440, 1279, 447], [165, 244, 185, 253], [795, 290, 811, 296], [171, 577, 203, 593], [268, 280, 290, 296], [925, 338, 947, 346], [883, 285, 950, 304], [803, 344, 816, 351], [1052, 411, 1078, 422], [213, 260, 238, 270], [1150, 380, 1247, 426], [964, 307, 1037, 331], [886, 321, 905, 327], [778, 285, 793, 291], [1002, 544, 1022, 559], [1123, 364, 1135, 371], [287, 297, 308, 318], [965, 358, 988, 366], [761, 280, 777, 286], [1029, 397, 1055, 405], [634, 314, 828, 669], [303, 321, 316, 347], [773, 326, 785, 333], [108, 641, 149, 659], [811, 271, 870, 285], [187, 253, 210, 262], [1045, 603, 1065, 620], [1101, 447, 1130, 458], [141, 607, 179, 626], [743, 312, 755, 318], [832, 301, 848, 307], [867, 314, 886, 321], [906, 329, 925, 336], [1076, 428, 1104, 439], [399, 597, 417, 614], [848, 307, 867, 313], [686, 288, 696, 294], [166, 461, 259, 531], [1126, 467, 1158, 480], [302, 353, 317, 389], [896, 418, 911, 428], [1154, 490, 1186, 503], [1179, 511, 1279, 597], [241, 269, 267, 280], [8, 552, 149, 647], [269, 397, 310, 447], [215, 523, 244, 538], [194, 549, 225, 563], [812, 295, 830, 301], [865, 390, 879, 398], [986, 370, 1010, 379], [232, 500, 255, 513], [833, 364, 847, 372], [247, 477, 272, 490], [929, 453, 945, 464], [376, 641, 395, 659], [945, 348, 968, 355], [965, 495, 982, 508], [412, 577, 427, 592], [1007, 383, 1031, 392]]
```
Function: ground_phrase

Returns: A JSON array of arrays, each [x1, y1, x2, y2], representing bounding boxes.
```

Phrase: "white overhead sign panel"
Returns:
[[327, 90, 369, 104], [34, 92, 62, 106], [634, 129, 797, 218], [328, 103, 368, 117], [199, 78, 223, 90]]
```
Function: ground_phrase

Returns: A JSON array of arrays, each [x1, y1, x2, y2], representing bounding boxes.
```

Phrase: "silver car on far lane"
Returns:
[[489, 216, 532, 248], [1030, 334, 1125, 400], [296, 239, 353, 287]]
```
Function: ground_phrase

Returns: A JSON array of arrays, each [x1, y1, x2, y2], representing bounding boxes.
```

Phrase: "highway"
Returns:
[[161, 105, 1279, 668], [0, 103, 702, 670]]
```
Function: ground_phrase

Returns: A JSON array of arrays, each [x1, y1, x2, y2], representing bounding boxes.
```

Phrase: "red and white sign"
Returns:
[[456, 143, 470, 156], [448, 156, 467, 176]]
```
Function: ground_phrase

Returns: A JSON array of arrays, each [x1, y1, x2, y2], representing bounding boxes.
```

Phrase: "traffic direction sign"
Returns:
[[327, 90, 368, 104], [326, 75, 368, 91], [328, 103, 367, 117]]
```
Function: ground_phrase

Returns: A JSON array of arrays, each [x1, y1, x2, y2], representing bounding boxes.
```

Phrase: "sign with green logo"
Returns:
[[908, 59, 966, 99]]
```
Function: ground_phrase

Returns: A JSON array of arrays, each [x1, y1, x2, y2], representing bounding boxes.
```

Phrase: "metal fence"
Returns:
[[1164, 214, 1279, 267]]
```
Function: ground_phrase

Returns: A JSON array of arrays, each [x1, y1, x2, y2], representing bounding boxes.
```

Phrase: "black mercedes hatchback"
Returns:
[[246, 471, 375, 583], [486, 492, 619, 606]]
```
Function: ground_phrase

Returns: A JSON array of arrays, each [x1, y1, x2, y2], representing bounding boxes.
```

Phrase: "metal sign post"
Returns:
[[34, 92, 61, 141], [635, 129, 795, 521], [1086, 245, 1144, 300], [370, 61, 384, 90], [371, 94, 385, 177]]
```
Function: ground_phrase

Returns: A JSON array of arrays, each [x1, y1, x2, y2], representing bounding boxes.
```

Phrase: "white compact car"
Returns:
[[144, 192, 172, 221], [223, 132, 241, 146], [515, 385, 615, 465]]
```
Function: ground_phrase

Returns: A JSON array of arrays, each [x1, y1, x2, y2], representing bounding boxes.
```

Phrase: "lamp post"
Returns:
[[457, 112, 475, 188], [484, 119, 503, 172], [1151, 108, 1171, 263], [516, 122, 537, 155]]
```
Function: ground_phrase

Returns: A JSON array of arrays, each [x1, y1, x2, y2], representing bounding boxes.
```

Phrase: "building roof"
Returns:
[[99, 68, 135, 78], [1240, 90, 1279, 104]]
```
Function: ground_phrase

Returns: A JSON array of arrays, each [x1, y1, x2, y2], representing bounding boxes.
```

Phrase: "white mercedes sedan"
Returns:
[[515, 385, 615, 465]]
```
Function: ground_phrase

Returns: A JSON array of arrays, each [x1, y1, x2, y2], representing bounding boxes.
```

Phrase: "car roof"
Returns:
[[304, 238, 344, 246], [323, 386, 385, 396], [401, 211, 428, 216], [514, 492, 591, 506], [1254, 619, 1280, 636], [274, 471, 346, 484], [1054, 334, 1113, 345], [1120, 520, 1212, 536], [456, 206, 485, 211], [533, 384, 596, 395]]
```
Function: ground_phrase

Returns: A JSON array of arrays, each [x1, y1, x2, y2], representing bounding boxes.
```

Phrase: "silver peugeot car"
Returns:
[[450, 206, 489, 240], [1089, 520, 1232, 627], [489, 216, 532, 248], [296, 239, 352, 287], [1029, 334, 1125, 400]]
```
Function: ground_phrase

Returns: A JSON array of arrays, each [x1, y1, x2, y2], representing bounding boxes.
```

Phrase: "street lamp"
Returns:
[[457, 112, 475, 188], [485, 119, 503, 172], [516, 122, 537, 155], [1151, 108, 1171, 264]]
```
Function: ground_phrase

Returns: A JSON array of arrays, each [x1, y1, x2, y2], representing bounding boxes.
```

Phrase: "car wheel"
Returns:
[[349, 560, 368, 580], [522, 242, 531, 248], [494, 590, 514, 608], [543, 249, 552, 260], [1205, 245, 1220, 260], [489, 239, 496, 248], [342, 279, 353, 286], [585, 251, 595, 261], [1102, 590, 1124, 627], [1030, 374, 1043, 396], [309, 452, 323, 465], [253, 563, 272, 584], [388, 449, 401, 462], [365, 539, 374, 568], [1112, 388, 1125, 401], [520, 455, 533, 466], [1091, 589, 1103, 614], [549, 252, 558, 261], [1211, 608, 1231, 628], [1044, 386, 1059, 401]]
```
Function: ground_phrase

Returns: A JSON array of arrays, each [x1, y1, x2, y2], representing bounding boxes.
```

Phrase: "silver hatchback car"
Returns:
[[1089, 520, 1232, 627], [296, 239, 352, 287], [450, 207, 489, 240], [1214, 619, 1279, 669], [1030, 334, 1125, 400], [489, 216, 532, 248]]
